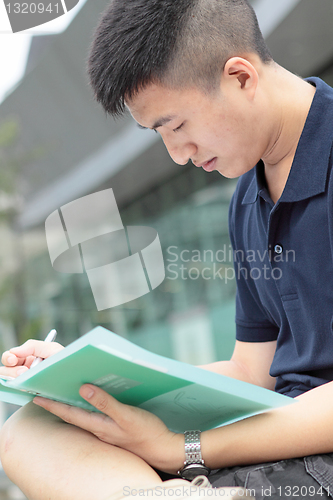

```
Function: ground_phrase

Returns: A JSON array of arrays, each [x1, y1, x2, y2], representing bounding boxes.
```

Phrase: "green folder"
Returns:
[[0, 326, 294, 432]]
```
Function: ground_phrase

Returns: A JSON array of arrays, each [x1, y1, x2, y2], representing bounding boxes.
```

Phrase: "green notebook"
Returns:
[[0, 326, 294, 432]]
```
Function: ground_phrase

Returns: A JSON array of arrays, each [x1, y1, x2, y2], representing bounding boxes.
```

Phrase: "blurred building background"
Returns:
[[0, 0, 333, 496]]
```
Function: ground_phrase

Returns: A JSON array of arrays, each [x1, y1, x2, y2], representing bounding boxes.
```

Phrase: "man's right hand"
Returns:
[[0, 339, 64, 378]]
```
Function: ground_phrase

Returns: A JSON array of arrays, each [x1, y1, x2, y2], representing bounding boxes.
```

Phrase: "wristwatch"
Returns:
[[178, 430, 211, 480]]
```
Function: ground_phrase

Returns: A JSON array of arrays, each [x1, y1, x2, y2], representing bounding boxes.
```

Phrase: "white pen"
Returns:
[[30, 329, 58, 368]]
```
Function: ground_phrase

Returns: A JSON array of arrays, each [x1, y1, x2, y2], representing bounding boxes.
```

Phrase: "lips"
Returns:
[[195, 157, 217, 172]]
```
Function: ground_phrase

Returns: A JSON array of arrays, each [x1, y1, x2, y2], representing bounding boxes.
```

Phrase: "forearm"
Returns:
[[200, 380, 333, 470], [200, 359, 255, 383], [200, 340, 277, 390]]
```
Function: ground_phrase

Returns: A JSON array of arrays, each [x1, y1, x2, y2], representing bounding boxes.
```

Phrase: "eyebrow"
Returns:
[[137, 114, 178, 131]]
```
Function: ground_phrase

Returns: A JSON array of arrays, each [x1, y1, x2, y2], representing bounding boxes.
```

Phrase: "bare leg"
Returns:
[[0, 403, 164, 500]]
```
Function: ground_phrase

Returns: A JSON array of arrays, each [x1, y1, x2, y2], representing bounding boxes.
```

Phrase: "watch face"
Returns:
[[179, 464, 211, 481]]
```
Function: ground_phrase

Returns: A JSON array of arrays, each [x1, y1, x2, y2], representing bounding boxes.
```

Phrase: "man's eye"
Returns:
[[137, 124, 158, 134], [173, 123, 184, 133]]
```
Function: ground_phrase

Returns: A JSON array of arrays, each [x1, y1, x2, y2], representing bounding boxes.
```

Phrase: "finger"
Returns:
[[79, 384, 125, 420], [2, 351, 18, 366], [1, 351, 27, 367], [33, 396, 109, 432], [10, 340, 64, 360], [24, 355, 38, 368], [0, 365, 29, 378]]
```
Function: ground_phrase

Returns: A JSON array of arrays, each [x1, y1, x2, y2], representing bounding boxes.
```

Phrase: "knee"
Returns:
[[0, 410, 19, 479], [0, 403, 49, 478]]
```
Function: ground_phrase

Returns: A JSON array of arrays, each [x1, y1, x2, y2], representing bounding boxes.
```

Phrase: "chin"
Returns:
[[216, 167, 245, 179], [221, 162, 257, 179]]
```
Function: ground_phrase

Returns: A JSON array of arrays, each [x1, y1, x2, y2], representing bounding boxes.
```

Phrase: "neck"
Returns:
[[261, 66, 316, 203]]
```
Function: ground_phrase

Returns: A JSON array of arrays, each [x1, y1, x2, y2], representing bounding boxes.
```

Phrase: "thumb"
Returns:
[[79, 384, 124, 418]]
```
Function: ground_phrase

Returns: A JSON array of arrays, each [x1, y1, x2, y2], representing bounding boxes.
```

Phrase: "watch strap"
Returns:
[[178, 430, 211, 480], [184, 430, 204, 464]]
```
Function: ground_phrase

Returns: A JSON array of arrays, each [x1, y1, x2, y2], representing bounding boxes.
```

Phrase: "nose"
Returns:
[[162, 136, 197, 166]]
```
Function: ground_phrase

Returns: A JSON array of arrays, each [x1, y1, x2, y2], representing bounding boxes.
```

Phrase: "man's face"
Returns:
[[127, 81, 269, 178]]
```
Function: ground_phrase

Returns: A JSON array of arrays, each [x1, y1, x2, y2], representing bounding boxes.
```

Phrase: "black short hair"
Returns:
[[88, 0, 272, 116]]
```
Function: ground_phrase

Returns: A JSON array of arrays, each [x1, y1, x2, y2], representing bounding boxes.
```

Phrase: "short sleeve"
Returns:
[[234, 280, 279, 342], [229, 189, 279, 343]]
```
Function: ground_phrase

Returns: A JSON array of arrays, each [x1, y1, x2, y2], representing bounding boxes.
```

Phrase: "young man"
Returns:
[[1, 0, 333, 498]]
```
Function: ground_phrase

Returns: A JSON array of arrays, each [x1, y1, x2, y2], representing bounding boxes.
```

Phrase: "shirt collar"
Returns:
[[242, 77, 333, 205], [241, 162, 265, 205]]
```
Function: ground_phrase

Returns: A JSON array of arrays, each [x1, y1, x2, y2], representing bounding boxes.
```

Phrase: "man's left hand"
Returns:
[[33, 384, 184, 474]]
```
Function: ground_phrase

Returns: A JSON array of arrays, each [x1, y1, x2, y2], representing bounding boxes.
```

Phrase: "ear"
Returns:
[[223, 57, 258, 97]]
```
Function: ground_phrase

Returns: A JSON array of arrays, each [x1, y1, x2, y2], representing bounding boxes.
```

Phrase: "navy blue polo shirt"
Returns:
[[229, 77, 333, 398]]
